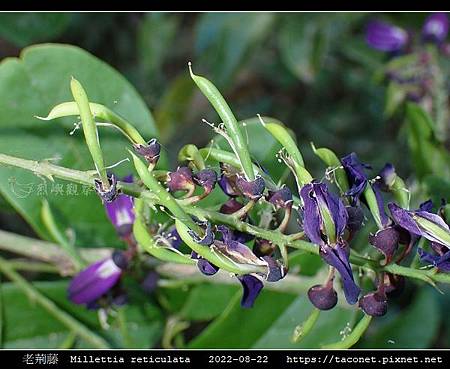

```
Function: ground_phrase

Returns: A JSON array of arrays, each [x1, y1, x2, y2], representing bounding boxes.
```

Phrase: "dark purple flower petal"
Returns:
[[308, 283, 338, 311], [218, 174, 240, 197], [219, 198, 244, 215], [197, 258, 219, 275], [95, 173, 119, 203], [319, 244, 360, 305], [366, 20, 409, 52], [166, 227, 182, 249], [341, 152, 371, 204], [167, 166, 195, 193], [266, 186, 293, 209], [193, 169, 217, 194], [133, 138, 161, 165], [262, 256, 287, 282], [105, 177, 135, 238], [111, 250, 129, 270], [423, 13, 449, 43], [383, 273, 405, 297], [299, 183, 325, 246], [187, 221, 215, 246], [236, 175, 265, 200], [388, 202, 450, 247], [346, 205, 364, 232], [372, 182, 390, 228], [68, 257, 122, 305], [359, 291, 388, 317], [368, 226, 400, 264], [237, 274, 264, 308]]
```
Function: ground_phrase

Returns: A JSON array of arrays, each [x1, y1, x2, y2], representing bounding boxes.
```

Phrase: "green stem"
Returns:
[[292, 308, 321, 343], [321, 314, 372, 349], [0, 256, 110, 348], [2, 153, 450, 286]]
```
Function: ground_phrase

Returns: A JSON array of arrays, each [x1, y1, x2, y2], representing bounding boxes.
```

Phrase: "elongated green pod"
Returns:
[[175, 219, 266, 275], [391, 176, 410, 209], [133, 199, 194, 265], [129, 150, 201, 234], [70, 78, 109, 185], [311, 143, 349, 194], [291, 308, 321, 343], [189, 64, 255, 181], [321, 314, 372, 349], [36, 101, 146, 145], [259, 115, 312, 186], [363, 185, 383, 229], [259, 115, 305, 166]]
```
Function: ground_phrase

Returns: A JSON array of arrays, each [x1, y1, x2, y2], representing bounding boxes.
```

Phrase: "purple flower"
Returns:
[[418, 243, 450, 272], [237, 275, 264, 308], [236, 175, 265, 200], [105, 175, 135, 238], [366, 20, 409, 52], [191, 251, 219, 276], [300, 182, 348, 245], [422, 13, 449, 44], [359, 290, 388, 317], [388, 201, 450, 248], [320, 244, 360, 305], [167, 166, 195, 194], [193, 169, 217, 195], [377, 163, 396, 192], [266, 186, 293, 210], [133, 138, 161, 165], [369, 226, 400, 265], [68, 252, 125, 305], [341, 152, 371, 204]]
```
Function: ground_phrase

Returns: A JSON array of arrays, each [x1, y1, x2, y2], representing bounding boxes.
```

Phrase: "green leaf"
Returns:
[[359, 287, 440, 348], [253, 296, 356, 348], [0, 44, 157, 246], [1, 280, 163, 348], [188, 290, 296, 348], [0, 13, 70, 47], [180, 284, 239, 321], [405, 103, 450, 180], [195, 13, 274, 88], [279, 15, 331, 83]]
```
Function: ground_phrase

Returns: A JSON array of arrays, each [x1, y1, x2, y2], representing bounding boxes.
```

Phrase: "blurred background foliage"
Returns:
[[0, 12, 449, 349]]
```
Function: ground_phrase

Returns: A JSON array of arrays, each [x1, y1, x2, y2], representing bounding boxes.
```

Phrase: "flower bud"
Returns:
[[236, 175, 265, 200], [133, 138, 161, 165], [422, 13, 449, 44], [112, 250, 129, 270], [368, 226, 400, 265], [359, 291, 388, 317], [219, 198, 244, 214], [307, 282, 338, 311]]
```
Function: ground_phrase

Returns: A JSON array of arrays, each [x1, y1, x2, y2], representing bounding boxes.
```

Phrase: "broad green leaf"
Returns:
[[180, 284, 239, 321], [0, 44, 157, 246], [195, 13, 274, 88], [0, 13, 70, 47], [253, 296, 356, 348], [188, 290, 296, 348], [359, 287, 440, 348]]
